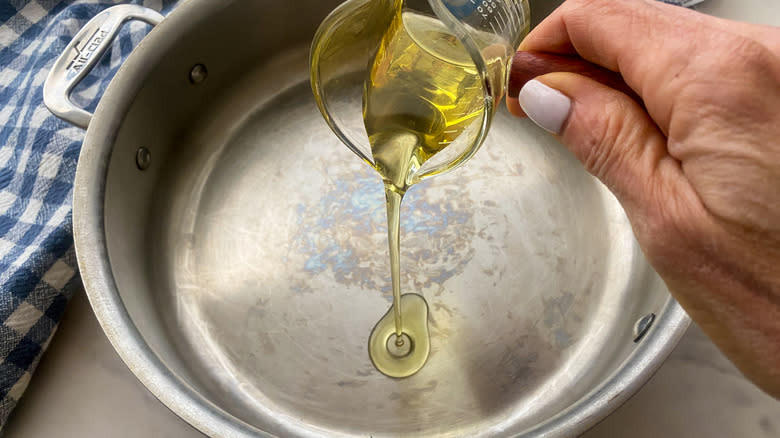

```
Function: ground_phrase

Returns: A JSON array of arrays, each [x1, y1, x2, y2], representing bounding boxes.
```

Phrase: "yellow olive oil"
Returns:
[[364, 10, 486, 191], [363, 6, 485, 378]]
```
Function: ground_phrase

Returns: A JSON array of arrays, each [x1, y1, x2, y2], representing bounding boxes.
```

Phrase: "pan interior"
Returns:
[[109, 43, 669, 437]]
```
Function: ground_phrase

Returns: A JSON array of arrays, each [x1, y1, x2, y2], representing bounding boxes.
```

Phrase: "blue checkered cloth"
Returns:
[[0, 0, 176, 429]]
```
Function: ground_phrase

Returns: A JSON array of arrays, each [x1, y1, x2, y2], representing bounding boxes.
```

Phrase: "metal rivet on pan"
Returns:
[[189, 63, 208, 84], [136, 147, 151, 171], [633, 313, 656, 342]]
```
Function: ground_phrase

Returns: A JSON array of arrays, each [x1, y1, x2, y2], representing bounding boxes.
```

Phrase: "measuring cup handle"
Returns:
[[508, 51, 641, 104], [43, 5, 164, 129]]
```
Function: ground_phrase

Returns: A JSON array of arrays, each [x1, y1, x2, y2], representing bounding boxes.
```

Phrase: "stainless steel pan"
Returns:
[[44, 1, 689, 436]]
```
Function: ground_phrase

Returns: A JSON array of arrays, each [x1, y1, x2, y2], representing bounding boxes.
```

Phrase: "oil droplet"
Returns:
[[369, 293, 430, 378]]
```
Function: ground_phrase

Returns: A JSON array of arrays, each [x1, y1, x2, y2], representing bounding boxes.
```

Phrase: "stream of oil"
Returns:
[[361, 4, 486, 378]]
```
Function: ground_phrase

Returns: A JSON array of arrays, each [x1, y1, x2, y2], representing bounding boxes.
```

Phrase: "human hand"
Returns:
[[507, 0, 780, 397]]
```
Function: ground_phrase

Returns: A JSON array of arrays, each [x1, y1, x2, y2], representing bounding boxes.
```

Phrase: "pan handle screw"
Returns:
[[136, 147, 152, 171], [633, 313, 656, 342], [189, 63, 208, 85]]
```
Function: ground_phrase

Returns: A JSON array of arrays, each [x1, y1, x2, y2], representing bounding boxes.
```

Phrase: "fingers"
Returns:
[[522, 0, 780, 60], [516, 72, 674, 211], [506, 95, 526, 118], [515, 0, 780, 132], [518, 0, 694, 68]]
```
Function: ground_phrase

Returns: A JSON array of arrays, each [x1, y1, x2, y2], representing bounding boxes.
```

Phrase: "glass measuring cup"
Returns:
[[310, 0, 529, 378], [310, 0, 529, 185]]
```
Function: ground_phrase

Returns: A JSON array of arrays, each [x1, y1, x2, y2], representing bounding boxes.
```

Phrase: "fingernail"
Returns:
[[518, 79, 572, 135]]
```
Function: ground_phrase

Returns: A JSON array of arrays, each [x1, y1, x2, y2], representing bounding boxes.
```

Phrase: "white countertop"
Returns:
[[3, 288, 778, 437]]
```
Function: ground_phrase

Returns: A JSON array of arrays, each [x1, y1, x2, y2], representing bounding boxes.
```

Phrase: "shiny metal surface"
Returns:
[[70, 0, 690, 437], [43, 4, 163, 128]]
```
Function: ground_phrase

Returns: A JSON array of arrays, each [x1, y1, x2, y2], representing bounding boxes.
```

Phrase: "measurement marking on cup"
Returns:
[[507, 5, 518, 29], [496, 8, 509, 30], [496, 16, 507, 32]]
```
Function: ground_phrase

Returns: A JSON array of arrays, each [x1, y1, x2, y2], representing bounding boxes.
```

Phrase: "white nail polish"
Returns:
[[518, 79, 572, 135]]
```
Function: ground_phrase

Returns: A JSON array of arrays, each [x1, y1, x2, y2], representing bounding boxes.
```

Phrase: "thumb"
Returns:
[[516, 72, 672, 211]]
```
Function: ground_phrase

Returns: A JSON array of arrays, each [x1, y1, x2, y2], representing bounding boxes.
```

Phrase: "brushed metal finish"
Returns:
[[70, 0, 690, 437]]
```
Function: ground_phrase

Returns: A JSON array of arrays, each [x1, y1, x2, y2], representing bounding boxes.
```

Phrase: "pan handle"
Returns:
[[43, 5, 164, 129]]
